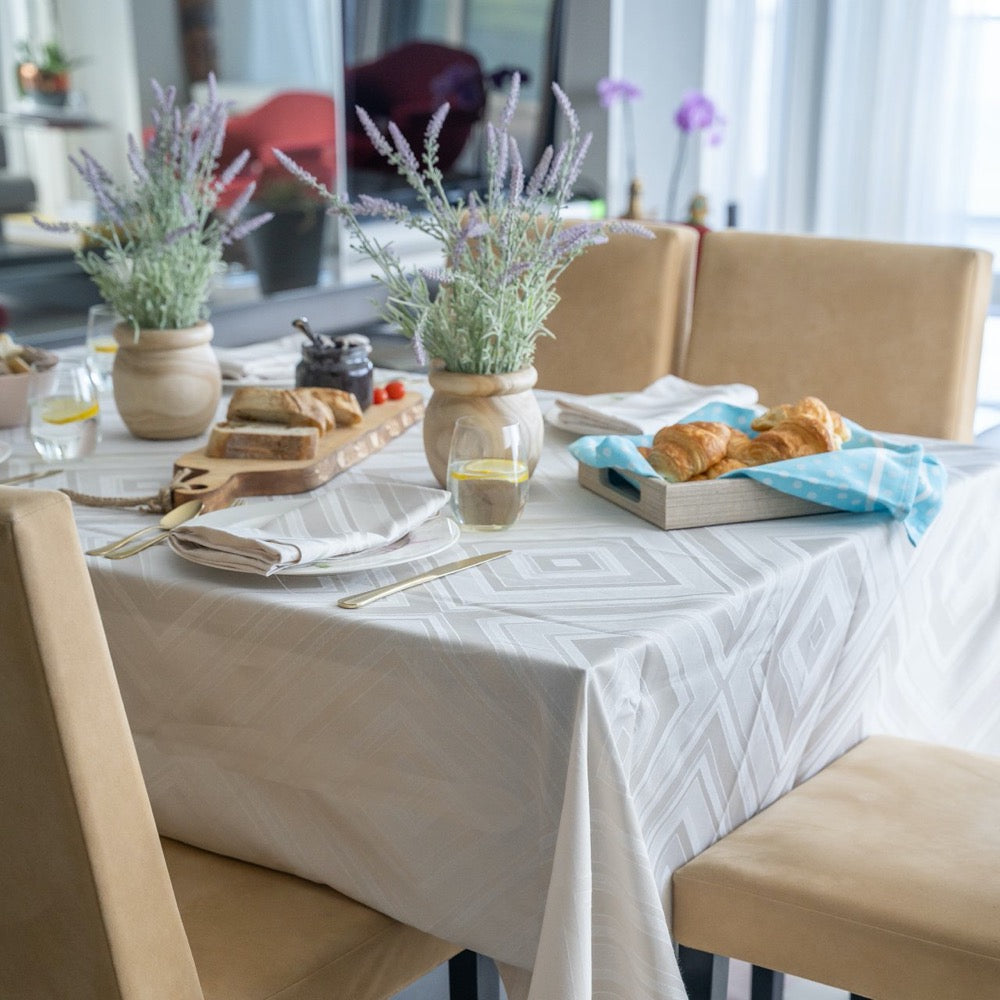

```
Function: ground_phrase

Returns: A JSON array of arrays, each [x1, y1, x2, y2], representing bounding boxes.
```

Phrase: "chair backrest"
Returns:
[[0, 489, 203, 1000], [217, 90, 337, 208], [681, 230, 993, 441], [535, 222, 700, 395]]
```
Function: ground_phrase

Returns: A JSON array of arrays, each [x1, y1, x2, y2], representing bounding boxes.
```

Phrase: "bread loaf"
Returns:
[[206, 421, 319, 460], [227, 387, 334, 432], [297, 386, 363, 427]]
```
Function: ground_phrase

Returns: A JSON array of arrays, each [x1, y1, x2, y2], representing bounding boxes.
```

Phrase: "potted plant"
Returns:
[[15, 40, 81, 107], [275, 75, 651, 484], [244, 171, 327, 295], [36, 75, 271, 439]]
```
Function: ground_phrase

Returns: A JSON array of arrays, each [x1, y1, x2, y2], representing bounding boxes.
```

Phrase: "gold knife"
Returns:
[[337, 550, 511, 609], [0, 468, 64, 486]]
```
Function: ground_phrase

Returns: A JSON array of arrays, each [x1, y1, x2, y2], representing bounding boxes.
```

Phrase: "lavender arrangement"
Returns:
[[276, 74, 650, 375], [38, 75, 270, 332]]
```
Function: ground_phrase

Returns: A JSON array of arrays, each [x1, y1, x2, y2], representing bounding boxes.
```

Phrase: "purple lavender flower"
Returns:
[[666, 90, 726, 221], [674, 91, 725, 144], [596, 78, 641, 185], [596, 77, 643, 108]]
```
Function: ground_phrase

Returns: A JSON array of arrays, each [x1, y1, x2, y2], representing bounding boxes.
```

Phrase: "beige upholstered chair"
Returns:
[[534, 222, 700, 395], [0, 487, 461, 1000], [680, 231, 993, 441], [672, 736, 1000, 1000]]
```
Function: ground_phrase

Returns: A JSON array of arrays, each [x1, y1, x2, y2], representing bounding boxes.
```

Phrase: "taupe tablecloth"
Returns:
[[5, 366, 1000, 1000]]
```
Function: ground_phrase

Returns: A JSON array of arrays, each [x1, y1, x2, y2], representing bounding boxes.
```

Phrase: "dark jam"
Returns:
[[295, 334, 374, 409]]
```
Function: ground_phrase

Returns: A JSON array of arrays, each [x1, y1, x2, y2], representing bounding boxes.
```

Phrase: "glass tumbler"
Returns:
[[28, 361, 100, 461], [446, 416, 528, 530], [86, 303, 120, 393]]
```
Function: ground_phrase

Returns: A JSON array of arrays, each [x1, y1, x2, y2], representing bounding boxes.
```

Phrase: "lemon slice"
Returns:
[[41, 396, 99, 425], [92, 342, 118, 354], [450, 459, 529, 482]]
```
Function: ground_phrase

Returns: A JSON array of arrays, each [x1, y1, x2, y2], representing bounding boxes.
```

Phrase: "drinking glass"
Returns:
[[446, 416, 528, 530], [28, 361, 100, 461], [86, 303, 120, 393]]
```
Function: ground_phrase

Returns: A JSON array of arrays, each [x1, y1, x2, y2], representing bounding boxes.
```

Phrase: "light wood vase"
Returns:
[[112, 322, 221, 440], [422, 365, 544, 487]]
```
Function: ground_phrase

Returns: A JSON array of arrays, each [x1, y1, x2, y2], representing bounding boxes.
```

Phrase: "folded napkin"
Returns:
[[215, 336, 301, 383], [552, 375, 759, 435], [169, 483, 451, 575], [570, 401, 947, 545]]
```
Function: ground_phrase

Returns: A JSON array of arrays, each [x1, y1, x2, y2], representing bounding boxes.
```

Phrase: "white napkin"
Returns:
[[215, 336, 301, 382], [168, 483, 451, 575], [552, 375, 759, 435]]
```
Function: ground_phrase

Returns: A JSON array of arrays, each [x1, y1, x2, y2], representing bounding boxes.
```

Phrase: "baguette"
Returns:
[[297, 385, 363, 427], [206, 421, 319, 460], [226, 386, 335, 432]]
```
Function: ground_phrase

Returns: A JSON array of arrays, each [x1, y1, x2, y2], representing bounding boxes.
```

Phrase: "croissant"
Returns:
[[640, 421, 732, 482], [738, 413, 839, 466], [689, 457, 749, 481], [751, 396, 850, 445]]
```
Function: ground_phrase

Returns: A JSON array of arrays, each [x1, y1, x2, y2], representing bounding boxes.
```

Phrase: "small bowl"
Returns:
[[0, 363, 59, 428]]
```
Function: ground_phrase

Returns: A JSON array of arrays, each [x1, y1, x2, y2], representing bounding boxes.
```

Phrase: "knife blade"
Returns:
[[0, 468, 64, 486], [337, 549, 511, 609]]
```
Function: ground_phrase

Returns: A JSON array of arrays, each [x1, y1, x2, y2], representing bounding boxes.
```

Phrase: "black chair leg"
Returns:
[[751, 964, 785, 1000], [447, 950, 501, 1000], [676, 945, 729, 1000]]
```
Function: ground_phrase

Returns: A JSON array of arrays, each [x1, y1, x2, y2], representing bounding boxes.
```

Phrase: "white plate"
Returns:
[[0, 441, 11, 465], [279, 516, 460, 575], [168, 496, 460, 576]]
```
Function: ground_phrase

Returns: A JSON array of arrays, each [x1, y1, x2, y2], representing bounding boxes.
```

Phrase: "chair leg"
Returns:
[[447, 950, 501, 1000], [751, 965, 785, 1000], [676, 945, 729, 1000]]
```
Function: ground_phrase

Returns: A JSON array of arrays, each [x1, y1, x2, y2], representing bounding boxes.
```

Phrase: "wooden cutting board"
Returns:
[[172, 392, 424, 510]]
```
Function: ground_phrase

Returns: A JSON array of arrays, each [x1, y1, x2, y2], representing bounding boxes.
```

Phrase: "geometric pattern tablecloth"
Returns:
[[5, 383, 1000, 1000]]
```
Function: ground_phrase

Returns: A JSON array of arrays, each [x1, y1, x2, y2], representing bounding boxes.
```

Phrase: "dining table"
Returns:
[[3, 348, 1000, 1000]]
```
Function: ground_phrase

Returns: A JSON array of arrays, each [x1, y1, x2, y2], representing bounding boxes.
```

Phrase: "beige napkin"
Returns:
[[168, 483, 451, 575], [552, 375, 759, 435], [214, 336, 300, 382]]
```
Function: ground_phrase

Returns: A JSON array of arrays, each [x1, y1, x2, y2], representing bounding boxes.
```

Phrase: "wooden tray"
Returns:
[[578, 462, 835, 530], [172, 392, 424, 510]]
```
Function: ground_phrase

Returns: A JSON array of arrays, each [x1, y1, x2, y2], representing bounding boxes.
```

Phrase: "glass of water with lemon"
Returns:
[[447, 416, 528, 530], [85, 303, 120, 393], [28, 362, 100, 460]]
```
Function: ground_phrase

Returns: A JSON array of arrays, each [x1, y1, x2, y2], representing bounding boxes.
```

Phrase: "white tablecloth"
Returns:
[[4, 371, 1000, 1000]]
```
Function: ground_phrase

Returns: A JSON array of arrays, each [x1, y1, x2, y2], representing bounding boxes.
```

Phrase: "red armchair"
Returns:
[[344, 41, 486, 174], [216, 90, 337, 209]]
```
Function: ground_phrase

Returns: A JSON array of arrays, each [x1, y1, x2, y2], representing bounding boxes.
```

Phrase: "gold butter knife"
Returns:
[[0, 468, 64, 486], [337, 550, 511, 609]]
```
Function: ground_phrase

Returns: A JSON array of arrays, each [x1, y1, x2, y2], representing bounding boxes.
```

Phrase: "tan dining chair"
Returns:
[[0, 486, 463, 1000], [679, 230, 993, 441], [534, 221, 700, 395], [672, 735, 1000, 1000]]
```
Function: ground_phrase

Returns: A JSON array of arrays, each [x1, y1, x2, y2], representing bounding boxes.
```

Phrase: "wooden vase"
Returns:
[[422, 365, 544, 487], [112, 322, 221, 440]]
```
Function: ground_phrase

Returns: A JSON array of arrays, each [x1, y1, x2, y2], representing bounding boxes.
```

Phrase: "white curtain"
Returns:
[[703, 0, 988, 247]]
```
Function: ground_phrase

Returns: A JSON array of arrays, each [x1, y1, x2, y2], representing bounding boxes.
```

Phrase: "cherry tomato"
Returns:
[[372, 386, 388, 404], [385, 380, 405, 400]]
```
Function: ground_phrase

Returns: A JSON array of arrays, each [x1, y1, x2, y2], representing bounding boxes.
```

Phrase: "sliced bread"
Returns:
[[206, 421, 319, 460], [297, 386, 364, 426], [226, 387, 335, 432]]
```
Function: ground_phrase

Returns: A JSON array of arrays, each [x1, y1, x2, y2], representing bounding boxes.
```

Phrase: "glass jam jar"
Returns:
[[295, 333, 374, 409]]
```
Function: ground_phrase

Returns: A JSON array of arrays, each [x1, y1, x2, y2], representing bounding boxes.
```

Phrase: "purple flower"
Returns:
[[597, 77, 643, 108], [674, 91, 725, 143]]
